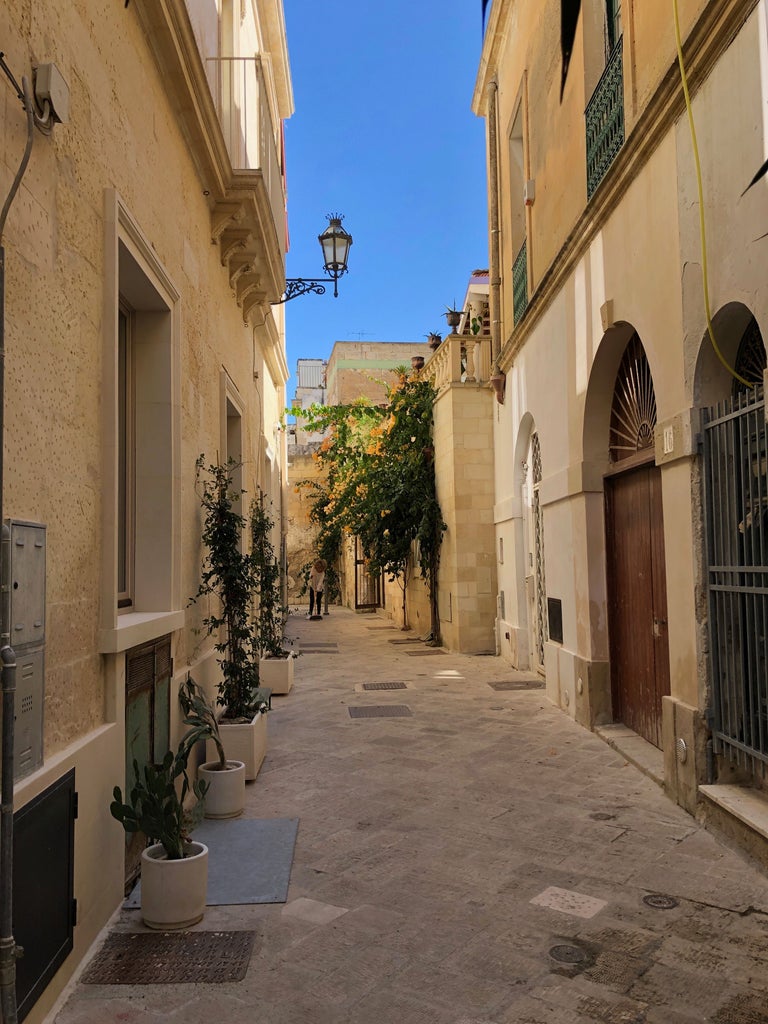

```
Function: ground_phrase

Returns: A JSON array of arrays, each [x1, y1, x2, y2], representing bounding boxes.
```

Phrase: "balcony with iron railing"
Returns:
[[585, 37, 625, 200], [512, 238, 528, 327], [205, 56, 286, 258]]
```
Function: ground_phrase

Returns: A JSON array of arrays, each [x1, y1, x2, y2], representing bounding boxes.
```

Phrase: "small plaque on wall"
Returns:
[[547, 597, 563, 644]]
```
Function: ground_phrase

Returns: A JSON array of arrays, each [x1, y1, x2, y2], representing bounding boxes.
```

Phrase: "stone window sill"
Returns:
[[98, 610, 185, 653]]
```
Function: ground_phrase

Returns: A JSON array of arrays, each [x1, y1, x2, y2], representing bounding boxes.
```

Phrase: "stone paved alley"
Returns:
[[52, 608, 768, 1024]]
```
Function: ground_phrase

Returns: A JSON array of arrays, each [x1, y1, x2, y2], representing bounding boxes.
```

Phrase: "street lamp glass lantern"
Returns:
[[318, 215, 352, 275]]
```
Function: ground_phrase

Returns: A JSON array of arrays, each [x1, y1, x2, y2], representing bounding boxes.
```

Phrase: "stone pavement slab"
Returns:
[[51, 608, 768, 1024]]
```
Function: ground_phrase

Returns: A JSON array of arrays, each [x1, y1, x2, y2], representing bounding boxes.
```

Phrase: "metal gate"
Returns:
[[354, 536, 381, 610], [703, 383, 768, 771]]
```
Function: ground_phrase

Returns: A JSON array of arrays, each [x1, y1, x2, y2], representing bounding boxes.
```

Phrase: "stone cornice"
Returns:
[[488, 0, 760, 373], [132, 0, 286, 308]]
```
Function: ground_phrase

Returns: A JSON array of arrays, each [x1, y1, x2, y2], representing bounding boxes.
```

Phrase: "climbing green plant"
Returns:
[[191, 456, 261, 720], [290, 369, 446, 638]]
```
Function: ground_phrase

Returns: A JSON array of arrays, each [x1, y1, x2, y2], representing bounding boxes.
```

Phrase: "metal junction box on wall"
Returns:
[[6, 519, 46, 779]]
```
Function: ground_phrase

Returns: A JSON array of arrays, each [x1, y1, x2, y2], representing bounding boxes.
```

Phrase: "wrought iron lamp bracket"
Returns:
[[276, 273, 345, 303]]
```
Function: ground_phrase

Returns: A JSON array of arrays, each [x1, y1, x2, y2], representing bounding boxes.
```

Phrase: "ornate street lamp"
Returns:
[[277, 214, 352, 303]]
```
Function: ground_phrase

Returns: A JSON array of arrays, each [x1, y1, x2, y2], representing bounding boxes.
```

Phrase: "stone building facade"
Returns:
[[1, 0, 292, 1018], [475, 0, 768, 856]]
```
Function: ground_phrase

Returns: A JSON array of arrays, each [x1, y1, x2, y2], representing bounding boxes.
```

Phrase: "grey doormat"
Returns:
[[82, 930, 254, 985], [125, 818, 298, 908]]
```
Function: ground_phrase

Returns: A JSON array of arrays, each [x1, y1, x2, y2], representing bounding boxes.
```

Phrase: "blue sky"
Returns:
[[281, 2, 489, 378]]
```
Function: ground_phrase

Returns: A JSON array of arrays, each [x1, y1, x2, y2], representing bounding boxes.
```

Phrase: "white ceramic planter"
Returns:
[[260, 654, 294, 695], [198, 759, 246, 818], [211, 711, 267, 781], [140, 841, 208, 930]]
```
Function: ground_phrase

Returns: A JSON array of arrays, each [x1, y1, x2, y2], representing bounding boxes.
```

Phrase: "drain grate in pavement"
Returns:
[[549, 944, 587, 965], [585, 950, 650, 988], [388, 638, 422, 644], [712, 993, 768, 1024], [362, 682, 407, 691], [366, 626, 397, 630], [349, 705, 413, 718], [82, 931, 255, 985], [405, 649, 447, 656], [590, 812, 616, 821], [642, 893, 679, 910], [488, 679, 544, 690]]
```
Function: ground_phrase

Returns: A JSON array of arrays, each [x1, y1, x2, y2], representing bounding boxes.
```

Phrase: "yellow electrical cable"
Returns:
[[672, 0, 752, 388]]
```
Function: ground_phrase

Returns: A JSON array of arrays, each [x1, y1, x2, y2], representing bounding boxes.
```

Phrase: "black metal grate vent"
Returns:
[[405, 650, 446, 656], [348, 705, 412, 719], [388, 638, 421, 645], [82, 931, 255, 985], [362, 682, 407, 691]]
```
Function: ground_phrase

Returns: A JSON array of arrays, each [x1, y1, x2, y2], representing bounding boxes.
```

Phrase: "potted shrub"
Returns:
[[250, 489, 296, 695], [179, 676, 246, 819], [110, 746, 209, 930], [191, 456, 270, 780]]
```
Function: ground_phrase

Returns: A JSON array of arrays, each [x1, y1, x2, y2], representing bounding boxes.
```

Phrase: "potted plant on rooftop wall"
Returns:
[[179, 675, 246, 819], [110, 743, 209, 930], [191, 456, 270, 781], [251, 489, 296, 695]]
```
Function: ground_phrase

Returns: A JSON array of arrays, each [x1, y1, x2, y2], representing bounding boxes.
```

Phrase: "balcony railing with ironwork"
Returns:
[[512, 238, 528, 327], [206, 56, 285, 255], [585, 37, 625, 200]]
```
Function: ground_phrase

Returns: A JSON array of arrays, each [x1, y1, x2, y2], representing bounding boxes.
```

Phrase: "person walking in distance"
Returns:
[[308, 558, 326, 619]]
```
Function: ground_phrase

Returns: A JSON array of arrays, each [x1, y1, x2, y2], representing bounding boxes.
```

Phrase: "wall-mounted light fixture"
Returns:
[[276, 214, 352, 303]]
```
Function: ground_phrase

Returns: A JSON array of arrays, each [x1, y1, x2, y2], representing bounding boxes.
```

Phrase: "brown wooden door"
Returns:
[[605, 464, 670, 748]]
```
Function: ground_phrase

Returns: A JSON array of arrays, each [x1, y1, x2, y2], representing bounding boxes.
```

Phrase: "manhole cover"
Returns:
[[487, 680, 544, 690], [642, 893, 679, 910], [348, 705, 413, 718], [549, 944, 587, 964], [362, 682, 407, 691], [590, 812, 616, 821], [82, 931, 255, 985], [405, 649, 446, 656]]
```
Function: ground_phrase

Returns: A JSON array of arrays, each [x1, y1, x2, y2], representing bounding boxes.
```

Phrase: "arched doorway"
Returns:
[[604, 334, 671, 747]]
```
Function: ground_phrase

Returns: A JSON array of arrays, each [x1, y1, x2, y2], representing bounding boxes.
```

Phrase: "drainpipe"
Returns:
[[0, 68, 34, 1024], [487, 78, 502, 370]]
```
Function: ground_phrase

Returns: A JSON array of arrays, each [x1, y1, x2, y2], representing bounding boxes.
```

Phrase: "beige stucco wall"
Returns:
[[1, 0, 291, 1017], [326, 341, 432, 405], [481, 0, 768, 819]]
